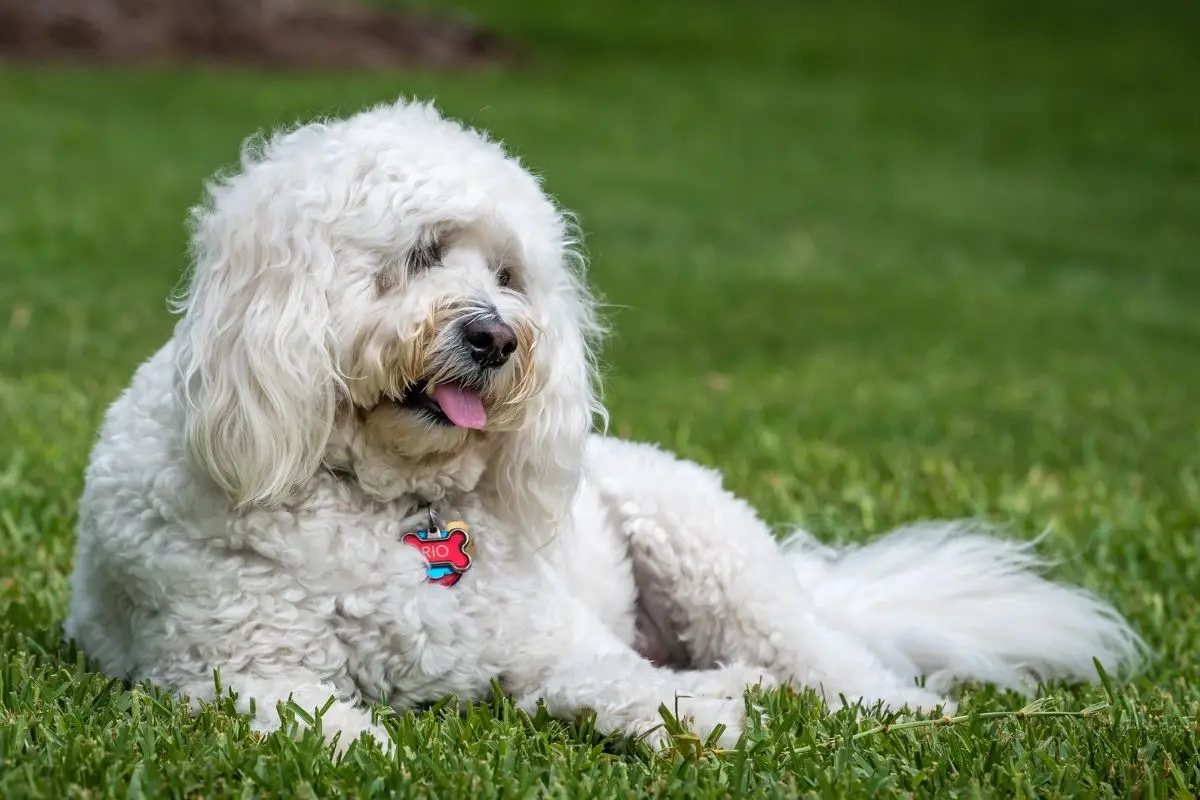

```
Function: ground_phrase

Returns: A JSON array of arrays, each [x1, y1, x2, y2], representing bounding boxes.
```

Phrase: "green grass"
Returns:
[[2, 0, 1199, 795]]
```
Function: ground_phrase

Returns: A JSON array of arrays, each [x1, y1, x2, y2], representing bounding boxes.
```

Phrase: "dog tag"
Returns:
[[402, 518, 474, 587]]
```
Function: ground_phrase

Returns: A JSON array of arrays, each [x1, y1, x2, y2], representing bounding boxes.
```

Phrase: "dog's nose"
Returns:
[[462, 315, 518, 368]]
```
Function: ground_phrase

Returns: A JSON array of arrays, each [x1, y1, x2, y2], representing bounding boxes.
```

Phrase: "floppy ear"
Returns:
[[172, 149, 341, 509], [489, 231, 606, 532]]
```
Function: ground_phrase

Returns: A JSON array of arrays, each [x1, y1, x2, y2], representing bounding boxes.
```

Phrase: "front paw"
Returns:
[[632, 665, 772, 750], [329, 719, 395, 756], [685, 663, 778, 697], [640, 669, 774, 751], [634, 694, 748, 751]]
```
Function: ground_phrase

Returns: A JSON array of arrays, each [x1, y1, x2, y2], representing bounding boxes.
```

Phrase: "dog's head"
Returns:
[[173, 99, 602, 525]]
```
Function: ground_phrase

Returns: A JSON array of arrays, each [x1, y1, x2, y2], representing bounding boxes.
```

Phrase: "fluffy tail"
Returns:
[[781, 522, 1147, 694]]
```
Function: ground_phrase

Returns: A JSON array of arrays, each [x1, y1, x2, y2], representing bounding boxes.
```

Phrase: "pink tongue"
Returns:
[[432, 384, 487, 429]]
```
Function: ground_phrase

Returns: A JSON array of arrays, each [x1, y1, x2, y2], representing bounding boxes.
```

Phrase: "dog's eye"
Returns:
[[496, 267, 514, 288], [407, 239, 443, 273]]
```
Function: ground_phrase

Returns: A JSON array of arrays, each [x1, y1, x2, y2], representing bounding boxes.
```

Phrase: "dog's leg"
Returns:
[[590, 439, 948, 712], [621, 498, 946, 711], [159, 664, 391, 755], [69, 569, 394, 755], [500, 578, 774, 749]]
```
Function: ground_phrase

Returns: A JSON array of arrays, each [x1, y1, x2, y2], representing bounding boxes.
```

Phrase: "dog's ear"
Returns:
[[490, 231, 606, 533], [172, 152, 341, 509]]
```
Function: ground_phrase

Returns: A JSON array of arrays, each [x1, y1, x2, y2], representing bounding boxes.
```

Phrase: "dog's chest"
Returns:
[[325, 512, 535, 708]]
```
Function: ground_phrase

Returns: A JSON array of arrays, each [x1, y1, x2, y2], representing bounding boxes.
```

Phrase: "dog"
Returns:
[[65, 98, 1143, 753]]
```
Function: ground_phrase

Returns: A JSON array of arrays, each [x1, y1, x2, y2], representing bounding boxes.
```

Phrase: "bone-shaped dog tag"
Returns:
[[402, 520, 474, 587]]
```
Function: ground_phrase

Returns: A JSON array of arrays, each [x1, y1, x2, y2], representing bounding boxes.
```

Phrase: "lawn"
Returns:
[[2, 0, 1199, 796]]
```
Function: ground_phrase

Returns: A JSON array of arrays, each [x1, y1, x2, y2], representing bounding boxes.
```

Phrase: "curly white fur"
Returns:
[[65, 98, 1144, 754]]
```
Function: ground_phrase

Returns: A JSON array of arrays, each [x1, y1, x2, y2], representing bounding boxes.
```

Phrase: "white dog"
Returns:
[[65, 98, 1143, 753]]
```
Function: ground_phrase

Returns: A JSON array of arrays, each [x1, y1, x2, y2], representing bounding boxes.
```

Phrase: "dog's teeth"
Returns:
[[425, 383, 437, 397]]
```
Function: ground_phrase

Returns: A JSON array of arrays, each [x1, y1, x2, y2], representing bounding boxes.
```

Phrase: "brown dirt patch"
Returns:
[[0, 0, 520, 70]]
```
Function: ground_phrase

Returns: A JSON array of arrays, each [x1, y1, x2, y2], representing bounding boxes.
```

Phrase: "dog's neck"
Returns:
[[319, 416, 572, 552], [321, 417, 502, 508], [337, 444, 492, 505]]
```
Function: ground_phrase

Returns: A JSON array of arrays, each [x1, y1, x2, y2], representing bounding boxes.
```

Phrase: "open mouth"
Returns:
[[394, 378, 488, 430]]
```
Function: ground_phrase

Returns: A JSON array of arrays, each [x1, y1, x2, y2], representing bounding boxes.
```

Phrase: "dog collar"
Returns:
[[402, 507, 474, 587]]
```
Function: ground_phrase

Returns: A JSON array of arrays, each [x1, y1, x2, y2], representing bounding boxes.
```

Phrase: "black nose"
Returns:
[[462, 315, 518, 368]]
